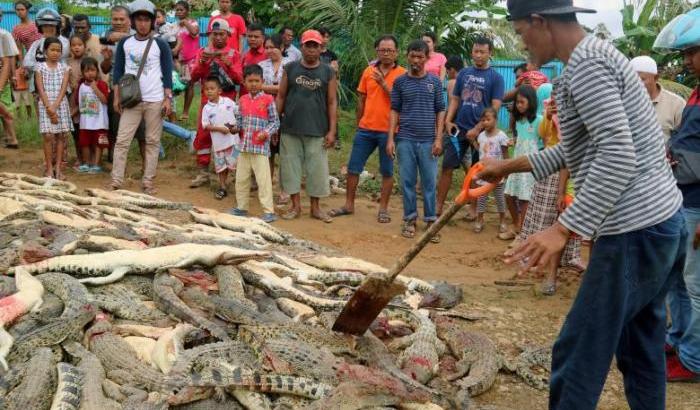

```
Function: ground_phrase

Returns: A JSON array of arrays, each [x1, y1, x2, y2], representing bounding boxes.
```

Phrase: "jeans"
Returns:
[[396, 139, 438, 222], [347, 129, 393, 177], [666, 206, 700, 373], [550, 210, 687, 410]]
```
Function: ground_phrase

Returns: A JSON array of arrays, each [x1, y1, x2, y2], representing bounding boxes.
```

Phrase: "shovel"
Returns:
[[332, 163, 497, 335]]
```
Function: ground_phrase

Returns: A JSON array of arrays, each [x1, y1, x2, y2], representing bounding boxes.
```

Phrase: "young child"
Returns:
[[68, 34, 86, 166], [201, 76, 240, 200], [474, 108, 509, 234], [12, 66, 32, 119], [230, 64, 280, 223], [36, 37, 73, 180], [75, 57, 109, 173], [503, 85, 541, 240]]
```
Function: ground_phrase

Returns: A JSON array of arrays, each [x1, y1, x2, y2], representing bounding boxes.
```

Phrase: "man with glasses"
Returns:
[[329, 35, 405, 223], [72, 14, 101, 59]]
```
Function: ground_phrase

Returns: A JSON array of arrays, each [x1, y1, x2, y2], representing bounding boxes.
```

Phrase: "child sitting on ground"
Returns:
[[201, 76, 240, 200], [229, 64, 280, 223], [474, 108, 509, 234], [75, 57, 109, 173]]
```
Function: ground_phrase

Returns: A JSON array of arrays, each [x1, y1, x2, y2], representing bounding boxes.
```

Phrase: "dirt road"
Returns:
[[1, 146, 698, 410]]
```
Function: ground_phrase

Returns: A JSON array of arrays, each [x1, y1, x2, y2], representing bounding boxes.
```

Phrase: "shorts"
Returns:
[[347, 129, 393, 177], [212, 146, 240, 174], [79, 129, 110, 148], [12, 89, 32, 107], [280, 133, 330, 198], [442, 130, 477, 170]]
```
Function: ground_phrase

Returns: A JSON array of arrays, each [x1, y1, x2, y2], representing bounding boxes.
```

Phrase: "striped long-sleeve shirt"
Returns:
[[527, 35, 683, 239]]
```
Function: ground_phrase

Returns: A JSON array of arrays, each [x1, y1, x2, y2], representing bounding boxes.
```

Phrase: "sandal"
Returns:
[[312, 211, 333, 223], [473, 222, 484, 233], [401, 220, 416, 239], [215, 188, 227, 200], [180, 114, 189, 122], [329, 207, 353, 218], [377, 210, 391, 224], [426, 222, 441, 243], [4, 143, 18, 149], [540, 280, 557, 296], [142, 186, 158, 195], [281, 209, 301, 220]]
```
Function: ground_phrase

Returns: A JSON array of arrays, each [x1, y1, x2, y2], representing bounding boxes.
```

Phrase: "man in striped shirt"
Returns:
[[479, 1, 687, 408]]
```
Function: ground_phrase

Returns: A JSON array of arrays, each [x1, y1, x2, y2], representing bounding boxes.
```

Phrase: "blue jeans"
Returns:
[[666, 207, 700, 373], [396, 139, 438, 222], [550, 210, 687, 410], [347, 129, 393, 177]]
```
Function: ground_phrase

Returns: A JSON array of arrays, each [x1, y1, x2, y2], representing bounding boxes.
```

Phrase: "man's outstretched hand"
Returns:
[[505, 222, 570, 276]]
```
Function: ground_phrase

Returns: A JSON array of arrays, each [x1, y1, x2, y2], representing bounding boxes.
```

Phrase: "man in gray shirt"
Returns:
[[479, 1, 687, 408]]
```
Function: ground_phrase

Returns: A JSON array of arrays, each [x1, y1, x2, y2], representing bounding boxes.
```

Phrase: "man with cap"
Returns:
[[276, 29, 338, 222], [111, 0, 173, 194], [188, 18, 243, 188], [478, 1, 687, 408], [207, 0, 246, 52], [630, 55, 686, 141]]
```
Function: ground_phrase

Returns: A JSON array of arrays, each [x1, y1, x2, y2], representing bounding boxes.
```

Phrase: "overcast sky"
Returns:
[[575, 0, 625, 38]]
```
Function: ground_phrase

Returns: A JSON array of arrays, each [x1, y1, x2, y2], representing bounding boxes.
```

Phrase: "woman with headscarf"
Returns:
[[508, 83, 584, 295]]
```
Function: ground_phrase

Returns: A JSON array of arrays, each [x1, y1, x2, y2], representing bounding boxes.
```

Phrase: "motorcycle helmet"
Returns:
[[654, 7, 700, 52]]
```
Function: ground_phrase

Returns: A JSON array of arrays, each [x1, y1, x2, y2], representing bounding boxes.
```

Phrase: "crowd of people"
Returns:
[[0, 0, 698, 405]]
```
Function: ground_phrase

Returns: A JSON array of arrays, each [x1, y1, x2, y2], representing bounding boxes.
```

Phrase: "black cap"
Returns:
[[507, 0, 596, 21]]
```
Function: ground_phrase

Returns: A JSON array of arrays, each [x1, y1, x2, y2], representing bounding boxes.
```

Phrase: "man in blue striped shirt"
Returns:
[[387, 40, 445, 241], [479, 1, 687, 409]]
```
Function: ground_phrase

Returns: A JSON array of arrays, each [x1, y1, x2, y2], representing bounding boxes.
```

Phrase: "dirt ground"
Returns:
[[1, 146, 698, 410]]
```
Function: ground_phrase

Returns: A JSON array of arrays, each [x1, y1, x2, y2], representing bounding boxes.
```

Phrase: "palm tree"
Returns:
[[297, 0, 508, 101]]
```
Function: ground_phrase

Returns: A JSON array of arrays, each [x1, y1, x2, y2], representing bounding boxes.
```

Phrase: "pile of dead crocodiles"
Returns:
[[0, 172, 551, 409]]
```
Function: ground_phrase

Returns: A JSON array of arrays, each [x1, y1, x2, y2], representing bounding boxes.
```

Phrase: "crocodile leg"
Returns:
[[78, 266, 130, 285]]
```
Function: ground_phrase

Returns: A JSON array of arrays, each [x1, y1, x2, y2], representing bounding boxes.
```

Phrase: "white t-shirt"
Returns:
[[477, 130, 509, 160], [122, 36, 164, 102], [79, 82, 109, 130], [201, 96, 240, 151]]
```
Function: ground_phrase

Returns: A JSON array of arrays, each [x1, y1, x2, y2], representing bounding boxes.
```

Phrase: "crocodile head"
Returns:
[[418, 281, 463, 309]]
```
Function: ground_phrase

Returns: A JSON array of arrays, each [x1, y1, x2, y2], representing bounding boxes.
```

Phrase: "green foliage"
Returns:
[[292, 0, 511, 104], [616, 0, 693, 58]]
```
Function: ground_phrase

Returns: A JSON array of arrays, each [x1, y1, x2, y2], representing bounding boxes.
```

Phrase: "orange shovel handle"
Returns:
[[454, 162, 497, 205]]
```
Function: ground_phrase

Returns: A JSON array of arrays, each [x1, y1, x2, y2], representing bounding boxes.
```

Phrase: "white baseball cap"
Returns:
[[629, 56, 658, 75]]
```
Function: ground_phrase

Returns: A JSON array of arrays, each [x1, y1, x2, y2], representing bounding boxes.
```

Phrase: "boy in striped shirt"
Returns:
[[387, 40, 445, 242]]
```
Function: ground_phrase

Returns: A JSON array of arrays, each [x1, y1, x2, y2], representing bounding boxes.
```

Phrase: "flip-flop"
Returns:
[[377, 210, 391, 223], [329, 207, 353, 218], [312, 212, 333, 223], [4, 144, 18, 149], [281, 209, 301, 220]]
